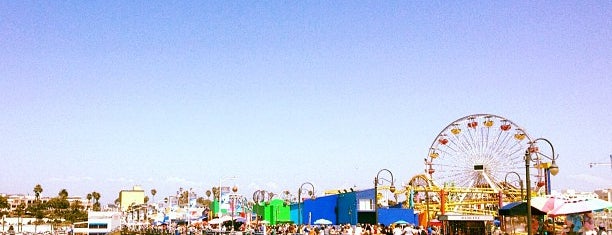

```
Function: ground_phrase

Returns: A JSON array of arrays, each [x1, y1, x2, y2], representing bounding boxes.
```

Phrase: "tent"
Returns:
[[499, 202, 546, 216]]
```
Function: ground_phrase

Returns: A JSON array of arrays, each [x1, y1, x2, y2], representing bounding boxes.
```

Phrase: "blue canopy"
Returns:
[[499, 202, 546, 216]]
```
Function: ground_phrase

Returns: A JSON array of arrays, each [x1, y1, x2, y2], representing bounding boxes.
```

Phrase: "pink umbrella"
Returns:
[[530, 196, 566, 213], [548, 197, 612, 216]]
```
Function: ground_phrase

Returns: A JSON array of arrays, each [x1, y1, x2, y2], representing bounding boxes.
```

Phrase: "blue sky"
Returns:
[[1, 1, 610, 204]]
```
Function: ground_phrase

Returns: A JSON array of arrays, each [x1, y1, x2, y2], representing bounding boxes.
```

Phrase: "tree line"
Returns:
[[0, 184, 103, 231]]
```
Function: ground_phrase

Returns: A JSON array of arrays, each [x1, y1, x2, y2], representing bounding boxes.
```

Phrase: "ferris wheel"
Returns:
[[425, 114, 542, 192]]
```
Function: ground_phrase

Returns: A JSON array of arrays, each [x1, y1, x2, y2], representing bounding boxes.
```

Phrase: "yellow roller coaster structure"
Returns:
[[396, 173, 534, 220]]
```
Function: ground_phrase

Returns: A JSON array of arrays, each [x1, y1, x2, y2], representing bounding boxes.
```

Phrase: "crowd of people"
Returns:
[[124, 222, 440, 235]]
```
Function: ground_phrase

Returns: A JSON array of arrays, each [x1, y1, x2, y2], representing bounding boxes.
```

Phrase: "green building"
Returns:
[[252, 199, 291, 225]]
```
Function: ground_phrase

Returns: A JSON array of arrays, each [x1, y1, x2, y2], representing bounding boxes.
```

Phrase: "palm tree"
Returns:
[[196, 197, 207, 207], [92, 191, 100, 202], [16, 203, 26, 232], [91, 191, 101, 211], [150, 189, 157, 203], [206, 190, 211, 199], [86, 193, 93, 210], [180, 190, 189, 206], [33, 184, 43, 202], [27, 201, 45, 233], [212, 187, 220, 201], [58, 189, 68, 199], [0, 195, 9, 231]]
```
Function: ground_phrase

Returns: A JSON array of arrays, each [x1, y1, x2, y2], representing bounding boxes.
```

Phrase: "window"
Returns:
[[358, 199, 373, 211], [89, 224, 108, 229], [74, 223, 88, 229]]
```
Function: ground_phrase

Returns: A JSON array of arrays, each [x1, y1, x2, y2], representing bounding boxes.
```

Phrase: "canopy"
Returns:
[[393, 220, 410, 225], [498, 202, 546, 216], [531, 196, 566, 213], [313, 219, 333, 225], [548, 198, 612, 216]]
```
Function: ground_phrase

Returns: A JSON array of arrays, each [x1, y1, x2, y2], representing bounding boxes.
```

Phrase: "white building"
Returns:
[[73, 211, 122, 235]]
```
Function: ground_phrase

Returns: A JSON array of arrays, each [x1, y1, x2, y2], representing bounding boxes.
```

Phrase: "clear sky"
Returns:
[[1, 1, 610, 204]]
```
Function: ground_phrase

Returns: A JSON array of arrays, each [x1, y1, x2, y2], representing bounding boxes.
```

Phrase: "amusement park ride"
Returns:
[[392, 114, 559, 222]]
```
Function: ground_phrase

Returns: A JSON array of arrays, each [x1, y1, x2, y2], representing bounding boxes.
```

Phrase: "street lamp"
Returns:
[[525, 138, 559, 235], [504, 171, 524, 200], [186, 188, 194, 229], [298, 182, 315, 225], [253, 190, 273, 222], [374, 169, 396, 225], [239, 196, 251, 223], [218, 176, 238, 217], [229, 186, 239, 232]]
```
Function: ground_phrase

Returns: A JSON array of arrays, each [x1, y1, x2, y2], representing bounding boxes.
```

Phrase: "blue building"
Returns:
[[291, 188, 417, 226]]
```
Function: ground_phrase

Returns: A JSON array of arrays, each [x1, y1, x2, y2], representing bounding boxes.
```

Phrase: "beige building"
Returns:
[[118, 185, 145, 212]]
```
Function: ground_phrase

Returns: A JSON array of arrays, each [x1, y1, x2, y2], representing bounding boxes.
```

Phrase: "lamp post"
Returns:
[[228, 186, 240, 232], [374, 169, 396, 225], [298, 182, 315, 225], [187, 188, 194, 229], [237, 196, 250, 224], [253, 190, 272, 223], [525, 138, 559, 235], [504, 171, 524, 200], [218, 176, 238, 217]]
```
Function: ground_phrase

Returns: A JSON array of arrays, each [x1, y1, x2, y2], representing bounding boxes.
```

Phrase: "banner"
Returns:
[[220, 186, 231, 210]]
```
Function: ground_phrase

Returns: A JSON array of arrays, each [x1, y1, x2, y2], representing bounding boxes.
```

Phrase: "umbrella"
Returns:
[[531, 196, 566, 213], [313, 219, 333, 225], [209, 215, 233, 224], [393, 220, 410, 225], [429, 219, 442, 226], [548, 197, 612, 216], [234, 217, 247, 223]]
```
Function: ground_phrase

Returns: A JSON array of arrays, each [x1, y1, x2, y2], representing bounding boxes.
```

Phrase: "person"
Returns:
[[492, 226, 501, 235], [8, 225, 15, 235], [402, 225, 414, 235], [531, 217, 540, 235], [598, 222, 607, 235], [583, 213, 596, 235], [354, 224, 363, 235], [392, 225, 402, 235], [566, 214, 583, 235]]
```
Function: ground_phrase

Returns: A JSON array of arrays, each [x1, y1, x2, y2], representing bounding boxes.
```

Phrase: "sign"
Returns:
[[220, 186, 231, 210]]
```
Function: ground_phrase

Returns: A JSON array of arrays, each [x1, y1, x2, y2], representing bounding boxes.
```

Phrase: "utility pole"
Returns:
[[588, 154, 612, 170]]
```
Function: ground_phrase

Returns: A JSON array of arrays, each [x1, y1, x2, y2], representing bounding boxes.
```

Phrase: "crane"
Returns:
[[588, 154, 612, 169]]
